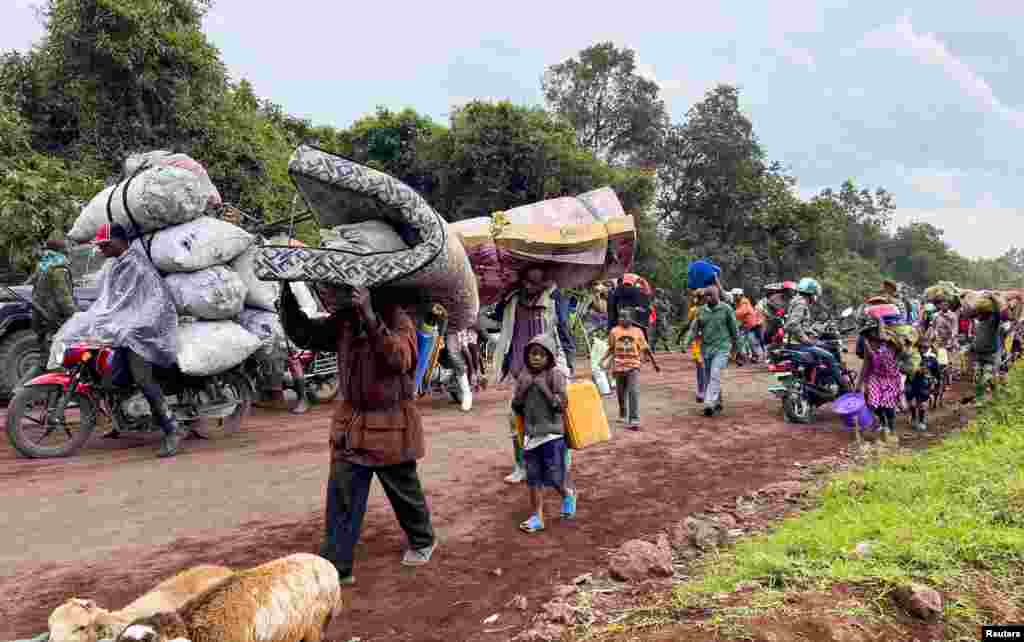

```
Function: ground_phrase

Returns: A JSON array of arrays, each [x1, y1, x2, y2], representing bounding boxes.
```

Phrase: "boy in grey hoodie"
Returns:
[[512, 334, 577, 533]]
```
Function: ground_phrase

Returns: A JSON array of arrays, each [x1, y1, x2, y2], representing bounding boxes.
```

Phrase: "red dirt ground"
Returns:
[[0, 353, 906, 641]]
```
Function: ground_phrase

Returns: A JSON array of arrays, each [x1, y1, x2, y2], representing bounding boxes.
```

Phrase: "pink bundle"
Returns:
[[450, 187, 635, 306]]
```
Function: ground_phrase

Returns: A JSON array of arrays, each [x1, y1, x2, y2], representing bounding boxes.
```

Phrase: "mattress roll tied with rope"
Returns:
[[449, 186, 636, 307], [252, 145, 480, 332]]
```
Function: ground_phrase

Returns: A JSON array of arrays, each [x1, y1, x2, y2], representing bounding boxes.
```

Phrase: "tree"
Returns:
[[14, 0, 226, 165], [655, 85, 771, 246], [542, 42, 667, 165], [812, 180, 894, 259]]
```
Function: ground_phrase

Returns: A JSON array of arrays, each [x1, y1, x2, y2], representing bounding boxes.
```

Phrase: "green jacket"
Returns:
[[30, 264, 76, 332], [684, 302, 739, 355]]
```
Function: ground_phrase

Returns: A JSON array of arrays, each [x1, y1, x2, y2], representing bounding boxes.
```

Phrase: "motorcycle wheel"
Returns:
[[191, 372, 252, 439], [6, 384, 97, 458], [307, 376, 339, 404], [783, 391, 814, 424]]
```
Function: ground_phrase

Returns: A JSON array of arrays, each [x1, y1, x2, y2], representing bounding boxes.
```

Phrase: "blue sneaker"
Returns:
[[561, 489, 577, 519], [519, 513, 545, 533]]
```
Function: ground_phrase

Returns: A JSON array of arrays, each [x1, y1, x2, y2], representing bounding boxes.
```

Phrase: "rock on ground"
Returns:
[[609, 536, 674, 582], [891, 582, 943, 621]]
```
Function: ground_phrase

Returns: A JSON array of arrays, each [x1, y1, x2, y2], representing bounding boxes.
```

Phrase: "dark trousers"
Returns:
[[321, 460, 435, 577], [614, 369, 640, 423], [126, 351, 175, 434]]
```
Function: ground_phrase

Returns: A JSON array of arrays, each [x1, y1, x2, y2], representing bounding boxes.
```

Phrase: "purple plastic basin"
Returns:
[[833, 392, 866, 415], [833, 392, 877, 430]]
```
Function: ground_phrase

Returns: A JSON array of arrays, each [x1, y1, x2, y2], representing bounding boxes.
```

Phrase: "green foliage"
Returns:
[[0, 99, 104, 271], [677, 365, 1024, 598], [543, 42, 668, 164], [17, 0, 226, 163]]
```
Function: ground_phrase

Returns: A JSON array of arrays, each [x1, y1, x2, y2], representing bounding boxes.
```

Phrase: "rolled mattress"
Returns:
[[450, 186, 636, 306], [253, 145, 479, 331]]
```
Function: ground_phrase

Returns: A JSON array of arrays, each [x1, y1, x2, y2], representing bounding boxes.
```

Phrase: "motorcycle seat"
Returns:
[[781, 349, 818, 366]]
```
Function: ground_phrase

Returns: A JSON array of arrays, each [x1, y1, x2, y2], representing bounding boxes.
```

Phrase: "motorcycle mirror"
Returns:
[[841, 307, 853, 318]]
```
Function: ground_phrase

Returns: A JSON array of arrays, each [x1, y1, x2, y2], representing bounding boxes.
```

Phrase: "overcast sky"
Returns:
[[5, 0, 1023, 258]]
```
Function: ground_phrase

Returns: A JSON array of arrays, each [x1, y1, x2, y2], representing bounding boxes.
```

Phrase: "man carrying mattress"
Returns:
[[93, 223, 185, 458], [492, 267, 574, 485], [280, 282, 436, 584]]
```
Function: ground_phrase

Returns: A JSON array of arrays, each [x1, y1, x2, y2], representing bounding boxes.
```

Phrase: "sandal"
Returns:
[[561, 489, 578, 519], [519, 514, 545, 533]]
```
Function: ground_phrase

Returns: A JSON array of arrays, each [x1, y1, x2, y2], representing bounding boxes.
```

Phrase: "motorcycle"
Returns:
[[5, 343, 252, 458], [242, 345, 340, 407], [767, 308, 858, 424], [290, 348, 340, 403]]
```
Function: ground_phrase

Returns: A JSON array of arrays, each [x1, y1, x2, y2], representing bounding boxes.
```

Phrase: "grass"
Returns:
[[671, 366, 1024, 603]]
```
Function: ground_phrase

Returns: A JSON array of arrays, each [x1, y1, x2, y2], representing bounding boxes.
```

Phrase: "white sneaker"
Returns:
[[504, 466, 526, 483], [458, 374, 473, 412]]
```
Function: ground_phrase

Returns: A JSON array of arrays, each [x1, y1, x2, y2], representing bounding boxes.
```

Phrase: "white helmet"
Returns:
[[730, 288, 744, 297]]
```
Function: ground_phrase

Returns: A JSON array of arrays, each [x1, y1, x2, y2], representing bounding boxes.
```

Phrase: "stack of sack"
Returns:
[[450, 187, 636, 306], [58, 150, 320, 376]]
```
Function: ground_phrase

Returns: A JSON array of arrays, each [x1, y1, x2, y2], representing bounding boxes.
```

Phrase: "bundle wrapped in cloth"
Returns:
[[924, 281, 961, 305], [959, 289, 1007, 319], [450, 187, 635, 306], [253, 145, 479, 331]]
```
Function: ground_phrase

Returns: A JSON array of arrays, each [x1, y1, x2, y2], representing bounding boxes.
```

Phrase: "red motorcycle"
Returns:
[[6, 343, 252, 458], [286, 348, 340, 404]]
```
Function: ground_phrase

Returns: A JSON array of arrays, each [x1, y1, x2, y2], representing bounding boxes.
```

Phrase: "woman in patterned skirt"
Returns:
[[858, 321, 902, 440]]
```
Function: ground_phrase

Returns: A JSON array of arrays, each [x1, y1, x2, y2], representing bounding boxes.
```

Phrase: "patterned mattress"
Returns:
[[253, 145, 479, 331]]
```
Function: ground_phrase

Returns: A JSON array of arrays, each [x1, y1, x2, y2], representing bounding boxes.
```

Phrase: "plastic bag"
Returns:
[[60, 244, 178, 367], [164, 266, 247, 320], [237, 306, 286, 353], [232, 245, 280, 311], [68, 166, 215, 242], [123, 150, 221, 210], [176, 320, 261, 376], [148, 216, 253, 273], [47, 324, 68, 370]]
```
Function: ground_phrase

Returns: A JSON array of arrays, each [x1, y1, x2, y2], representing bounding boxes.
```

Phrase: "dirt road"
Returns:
[[2, 353, 874, 640]]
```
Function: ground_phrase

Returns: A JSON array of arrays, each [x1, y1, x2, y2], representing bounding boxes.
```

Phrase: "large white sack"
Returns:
[[164, 266, 247, 320], [149, 216, 254, 273], [232, 245, 280, 311], [123, 150, 222, 210], [68, 165, 215, 242], [237, 307, 287, 353], [176, 320, 261, 376]]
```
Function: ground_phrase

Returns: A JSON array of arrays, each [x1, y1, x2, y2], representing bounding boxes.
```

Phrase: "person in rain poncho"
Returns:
[[86, 224, 184, 457]]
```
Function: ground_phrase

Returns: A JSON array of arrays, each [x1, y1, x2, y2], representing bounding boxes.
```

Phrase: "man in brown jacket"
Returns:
[[281, 282, 436, 585]]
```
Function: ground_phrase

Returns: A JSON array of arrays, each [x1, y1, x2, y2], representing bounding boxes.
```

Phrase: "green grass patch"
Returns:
[[674, 368, 1024, 602]]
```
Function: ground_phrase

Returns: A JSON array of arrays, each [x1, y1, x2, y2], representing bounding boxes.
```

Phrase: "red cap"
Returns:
[[93, 223, 111, 245]]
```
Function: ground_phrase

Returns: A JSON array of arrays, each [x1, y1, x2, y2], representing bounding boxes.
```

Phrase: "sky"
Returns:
[[4, 0, 1023, 259]]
